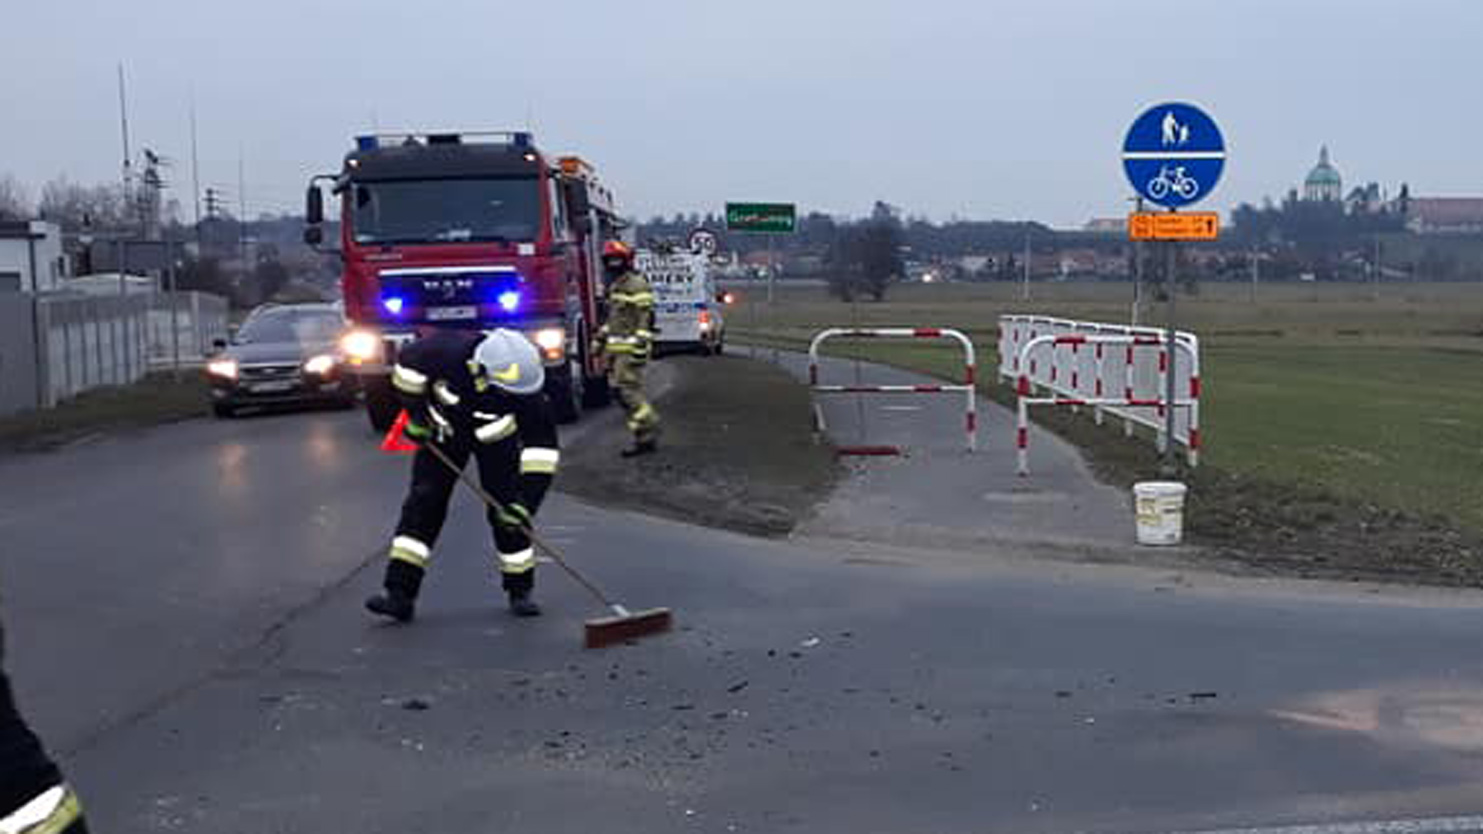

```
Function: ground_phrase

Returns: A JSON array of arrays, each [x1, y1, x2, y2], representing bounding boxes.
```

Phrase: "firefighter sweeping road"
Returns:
[[4, 367, 1483, 834]]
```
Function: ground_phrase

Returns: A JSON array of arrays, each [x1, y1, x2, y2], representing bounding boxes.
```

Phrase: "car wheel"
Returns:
[[213, 402, 236, 419], [546, 360, 583, 425]]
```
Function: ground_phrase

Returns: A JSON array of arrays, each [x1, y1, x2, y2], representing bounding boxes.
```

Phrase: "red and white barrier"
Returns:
[[808, 327, 977, 454], [1000, 317, 1202, 475]]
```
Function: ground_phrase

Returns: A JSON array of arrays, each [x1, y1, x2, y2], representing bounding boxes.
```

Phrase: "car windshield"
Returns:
[[350, 178, 540, 245], [235, 309, 342, 345]]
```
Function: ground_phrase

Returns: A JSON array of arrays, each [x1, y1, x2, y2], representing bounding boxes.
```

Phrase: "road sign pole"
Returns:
[[1133, 196, 1144, 325], [767, 234, 775, 305], [1163, 236, 1178, 476]]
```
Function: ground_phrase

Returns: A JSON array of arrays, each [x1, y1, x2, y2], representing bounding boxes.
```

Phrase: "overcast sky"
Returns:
[[1, 0, 1477, 227]]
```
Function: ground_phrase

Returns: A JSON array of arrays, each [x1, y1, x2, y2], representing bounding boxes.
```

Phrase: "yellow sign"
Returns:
[[1128, 212, 1220, 241]]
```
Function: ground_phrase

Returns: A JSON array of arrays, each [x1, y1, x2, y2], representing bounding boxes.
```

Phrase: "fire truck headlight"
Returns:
[[340, 329, 381, 364], [531, 327, 565, 361]]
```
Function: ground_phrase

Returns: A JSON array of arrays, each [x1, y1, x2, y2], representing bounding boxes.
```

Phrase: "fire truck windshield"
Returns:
[[349, 177, 540, 245]]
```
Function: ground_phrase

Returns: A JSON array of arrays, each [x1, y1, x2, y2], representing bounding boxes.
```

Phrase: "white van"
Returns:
[[635, 248, 725, 354]]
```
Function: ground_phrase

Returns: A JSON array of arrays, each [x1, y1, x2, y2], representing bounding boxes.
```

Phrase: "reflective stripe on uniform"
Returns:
[[0, 785, 82, 834], [390, 535, 431, 568], [474, 414, 518, 443], [610, 291, 655, 306], [520, 447, 560, 474], [432, 380, 461, 406], [392, 365, 428, 394], [498, 547, 537, 574]]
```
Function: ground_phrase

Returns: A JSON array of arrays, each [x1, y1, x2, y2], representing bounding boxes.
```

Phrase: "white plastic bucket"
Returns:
[[1134, 481, 1187, 546]]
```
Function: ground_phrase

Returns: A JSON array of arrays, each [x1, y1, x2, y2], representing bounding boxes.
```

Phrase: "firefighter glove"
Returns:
[[496, 502, 534, 532]]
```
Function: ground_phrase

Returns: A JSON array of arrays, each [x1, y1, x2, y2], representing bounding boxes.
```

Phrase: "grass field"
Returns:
[[728, 281, 1483, 540], [0, 373, 209, 453]]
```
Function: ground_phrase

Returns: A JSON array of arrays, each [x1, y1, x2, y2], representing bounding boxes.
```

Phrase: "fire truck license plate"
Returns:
[[427, 306, 477, 321]]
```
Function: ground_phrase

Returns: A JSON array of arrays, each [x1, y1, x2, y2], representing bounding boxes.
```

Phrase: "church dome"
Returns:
[[1304, 146, 1342, 201]]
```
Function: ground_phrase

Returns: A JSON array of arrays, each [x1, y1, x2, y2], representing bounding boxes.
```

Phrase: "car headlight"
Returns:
[[340, 329, 381, 364], [206, 358, 239, 380], [304, 354, 337, 375], [531, 327, 565, 361]]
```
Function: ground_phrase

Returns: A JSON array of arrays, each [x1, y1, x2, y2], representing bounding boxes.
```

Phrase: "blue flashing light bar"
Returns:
[[356, 135, 378, 151], [382, 296, 405, 315], [497, 291, 522, 313]]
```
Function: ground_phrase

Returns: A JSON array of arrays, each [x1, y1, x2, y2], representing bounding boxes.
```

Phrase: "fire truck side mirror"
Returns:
[[303, 226, 324, 247], [305, 185, 325, 225]]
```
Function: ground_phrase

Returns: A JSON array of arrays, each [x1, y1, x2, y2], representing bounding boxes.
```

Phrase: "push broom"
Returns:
[[421, 439, 673, 649]]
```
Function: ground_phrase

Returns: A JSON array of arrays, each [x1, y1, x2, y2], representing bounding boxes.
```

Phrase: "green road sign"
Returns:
[[726, 202, 796, 234]]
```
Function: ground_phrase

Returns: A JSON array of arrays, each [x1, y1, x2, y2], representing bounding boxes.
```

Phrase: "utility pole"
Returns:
[[117, 63, 133, 210], [1021, 229, 1031, 301], [238, 151, 249, 286], [1250, 246, 1259, 303], [190, 96, 203, 246], [1372, 235, 1382, 300]]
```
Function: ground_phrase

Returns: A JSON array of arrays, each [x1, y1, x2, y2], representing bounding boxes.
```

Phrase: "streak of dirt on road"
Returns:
[[557, 354, 840, 537]]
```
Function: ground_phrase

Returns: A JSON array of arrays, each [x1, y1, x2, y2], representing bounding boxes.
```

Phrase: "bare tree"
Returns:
[[0, 174, 30, 221], [37, 177, 130, 231]]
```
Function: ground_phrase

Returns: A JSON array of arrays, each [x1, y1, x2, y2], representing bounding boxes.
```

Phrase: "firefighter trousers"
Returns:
[[1, 625, 87, 833], [611, 355, 659, 443], [383, 435, 535, 600]]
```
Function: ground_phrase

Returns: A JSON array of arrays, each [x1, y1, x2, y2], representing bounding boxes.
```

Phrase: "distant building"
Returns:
[[1083, 218, 1125, 235], [0, 221, 68, 293], [1406, 198, 1483, 235], [1303, 146, 1343, 202], [1345, 182, 1386, 214]]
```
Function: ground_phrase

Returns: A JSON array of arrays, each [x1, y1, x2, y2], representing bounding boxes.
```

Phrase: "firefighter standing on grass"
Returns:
[[1, 614, 88, 833], [366, 328, 560, 623], [598, 241, 661, 456]]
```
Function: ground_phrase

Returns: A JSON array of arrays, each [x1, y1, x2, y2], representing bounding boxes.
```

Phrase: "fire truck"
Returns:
[[304, 130, 622, 430]]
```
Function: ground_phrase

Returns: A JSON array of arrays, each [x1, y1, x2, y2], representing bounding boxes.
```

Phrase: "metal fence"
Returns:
[[0, 291, 229, 416], [146, 292, 230, 368], [998, 315, 1202, 465]]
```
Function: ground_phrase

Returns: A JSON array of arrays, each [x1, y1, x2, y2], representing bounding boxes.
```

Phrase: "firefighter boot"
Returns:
[[366, 559, 423, 622], [366, 591, 416, 622], [504, 572, 542, 617], [620, 438, 658, 458]]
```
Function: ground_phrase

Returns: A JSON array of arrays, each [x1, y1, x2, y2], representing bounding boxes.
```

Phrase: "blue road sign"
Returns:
[[1122, 102, 1225, 209]]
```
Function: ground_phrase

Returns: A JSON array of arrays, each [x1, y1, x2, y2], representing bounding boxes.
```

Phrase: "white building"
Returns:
[[0, 221, 68, 293]]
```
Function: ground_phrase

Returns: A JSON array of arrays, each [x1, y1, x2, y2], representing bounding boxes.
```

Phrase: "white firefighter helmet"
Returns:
[[472, 329, 545, 395]]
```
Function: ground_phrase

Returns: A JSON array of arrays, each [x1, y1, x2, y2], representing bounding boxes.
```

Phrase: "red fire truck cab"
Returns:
[[304, 130, 621, 430]]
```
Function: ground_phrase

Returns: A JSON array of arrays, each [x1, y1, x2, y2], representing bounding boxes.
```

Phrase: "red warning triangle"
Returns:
[[380, 410, 420, 455]]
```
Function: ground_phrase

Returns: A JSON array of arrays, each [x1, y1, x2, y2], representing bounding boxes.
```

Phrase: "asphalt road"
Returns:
[[6, 366, 1483, 833], [743, 346, 1136, 552]]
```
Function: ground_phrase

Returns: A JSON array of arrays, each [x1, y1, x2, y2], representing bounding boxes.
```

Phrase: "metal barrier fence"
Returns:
[[998, 315, 1202, 472], [809, 327, 977, 454]]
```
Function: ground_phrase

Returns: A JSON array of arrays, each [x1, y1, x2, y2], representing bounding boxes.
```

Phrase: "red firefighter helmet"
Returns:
[[601, 240, 634, 269]]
